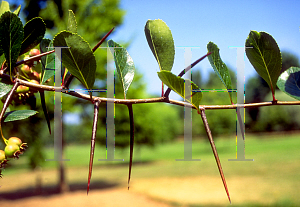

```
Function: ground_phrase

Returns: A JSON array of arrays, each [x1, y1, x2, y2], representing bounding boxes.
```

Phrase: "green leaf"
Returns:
[[53, 31, 96, 90], [158, 71, 202, 112], [144, 19, 175, 71], [277, 67, 300, 100], [3, 110, 38, 122], [67, 10, 77, 33], [207, 41, 233, 103], [0, 11, 24, 75], [20, 17, 46, 55], [0, 1, 10, 17], [108, 40, 135, 99], [0, 53, 5, 67], [0, 78, 12, 98], [40, 38, 55, 84], [246, 31, 282, 97]]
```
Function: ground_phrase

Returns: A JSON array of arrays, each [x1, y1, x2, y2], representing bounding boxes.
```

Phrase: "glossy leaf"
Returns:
[[108, 40, 135, 99], [277, 67, 300, 100], [20, 17, 46, 55], [67, 10, 77, 33], [0, 79, 12, 98], [0, 12, 24, 75], [207, 41, 233, 103], [40, 38, 55, 84], [246, 31, 282, 97], [0, 54, 5, 68], [158, 71, 202, 112], [0, 1, 10, 17], [53, 31, 96, 90], [3, 110, 38, 122], [145, 19, 175, 71]]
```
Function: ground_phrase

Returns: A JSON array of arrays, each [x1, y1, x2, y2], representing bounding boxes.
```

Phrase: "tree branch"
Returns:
[[1, 74, 300, 110], [164, 52, 211, 98]]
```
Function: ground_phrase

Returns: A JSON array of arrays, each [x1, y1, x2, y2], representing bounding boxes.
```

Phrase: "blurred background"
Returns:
[[0, 0, 300, 206]]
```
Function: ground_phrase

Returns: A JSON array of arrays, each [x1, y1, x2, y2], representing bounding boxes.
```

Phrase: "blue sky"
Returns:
[[109, 0, 300, 99]]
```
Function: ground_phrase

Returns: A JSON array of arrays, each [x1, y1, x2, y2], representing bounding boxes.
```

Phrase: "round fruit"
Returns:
[[16, 85, 30, 93], [30, 79, 40, 85], [29, 49, 40, 57], [4, 144, 20, 158], [0, 150, 5, 163], [7, 137, 22, 147], [32, 71, 40, 80], [21, 64, 31, 74]]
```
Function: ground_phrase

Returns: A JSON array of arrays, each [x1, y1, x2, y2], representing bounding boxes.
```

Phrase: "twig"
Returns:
[[15, 50, 55, 67], [164, 52, 211, 98], [87, 99, 101, 194], [0, 81, 20, 142], [1, 74, 300, 110], [92, 27, 115, 52], [0, 81, 20, 121], [199, 107, 231, 203]]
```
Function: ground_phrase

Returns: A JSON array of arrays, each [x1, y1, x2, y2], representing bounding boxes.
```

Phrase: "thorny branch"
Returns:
[[0, 73, 298, 110]]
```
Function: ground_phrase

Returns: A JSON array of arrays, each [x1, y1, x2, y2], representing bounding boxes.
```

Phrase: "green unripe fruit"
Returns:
[[4, 144, 20, 158], [0, 150, 5, 163], [21, 64, 31, 74], [30, 79, 40, 85], [32, 71, 40, 80], [16, 85, 30, 93], [7, 137, 22, 147]]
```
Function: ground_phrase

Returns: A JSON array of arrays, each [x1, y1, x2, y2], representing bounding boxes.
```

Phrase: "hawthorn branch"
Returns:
[[15, 50, 55, 67], [1, 74, 300, 110]]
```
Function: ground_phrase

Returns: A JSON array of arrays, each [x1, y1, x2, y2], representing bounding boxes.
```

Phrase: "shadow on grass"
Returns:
[[0, 180, 118, 201]]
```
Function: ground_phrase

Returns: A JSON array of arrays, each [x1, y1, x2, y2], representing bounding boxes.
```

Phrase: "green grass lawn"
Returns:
[[2, 133, 300, 206]]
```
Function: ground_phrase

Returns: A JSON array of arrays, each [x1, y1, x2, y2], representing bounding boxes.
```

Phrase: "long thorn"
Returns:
[[40, 91, 51, 135], [199, 107, 231, 203], [87, 99, 101, 194], [92, 27, 115, 52], [236, 108, 245, 140], [164, 52, 211, 98], [15, 50, 55, 67], [127, 104, 134, 190], [0, 81, 20, 143]]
